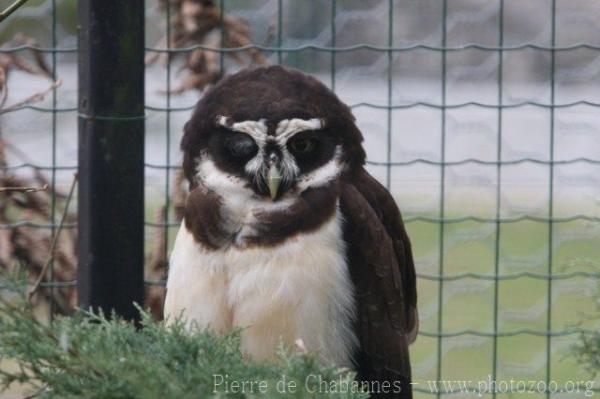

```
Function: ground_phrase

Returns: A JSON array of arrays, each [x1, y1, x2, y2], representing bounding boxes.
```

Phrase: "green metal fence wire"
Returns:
[[47, 0, 55, 319], [491, 4, 504, 396], [437, 5, 448, 399], [164, 0, 173, 276], [1, 1, 600, 397], [546, 3, 558, 399]]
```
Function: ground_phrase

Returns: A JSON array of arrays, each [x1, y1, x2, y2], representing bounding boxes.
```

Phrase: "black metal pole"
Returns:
[[78, 0, 145, 321]]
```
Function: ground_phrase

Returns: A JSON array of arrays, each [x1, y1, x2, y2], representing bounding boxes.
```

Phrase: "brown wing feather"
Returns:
[[340, 167, 417, 399], [352, 168, 418, 338]]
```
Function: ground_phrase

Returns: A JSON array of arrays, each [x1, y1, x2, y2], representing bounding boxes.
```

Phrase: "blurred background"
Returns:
[[1, 0, 599, 398]]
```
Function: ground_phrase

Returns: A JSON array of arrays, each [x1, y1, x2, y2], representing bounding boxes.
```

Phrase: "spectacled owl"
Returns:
[[164, 66, 418, 398]]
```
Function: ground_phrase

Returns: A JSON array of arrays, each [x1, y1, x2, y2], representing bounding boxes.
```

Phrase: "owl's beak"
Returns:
[[267, 165, 282, 200], [267, 151, 282, 200]]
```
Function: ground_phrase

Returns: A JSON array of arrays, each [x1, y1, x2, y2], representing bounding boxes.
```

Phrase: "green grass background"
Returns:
[[407, 218, 599, 399]]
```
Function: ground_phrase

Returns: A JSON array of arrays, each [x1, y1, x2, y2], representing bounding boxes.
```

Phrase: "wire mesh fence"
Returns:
[[1, 0, 600, 397]]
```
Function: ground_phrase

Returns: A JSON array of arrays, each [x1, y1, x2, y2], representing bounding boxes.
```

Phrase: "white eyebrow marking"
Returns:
[[275, 118, 325, 144], [216, 116, 325, 146], [216, 115, 268, 144]]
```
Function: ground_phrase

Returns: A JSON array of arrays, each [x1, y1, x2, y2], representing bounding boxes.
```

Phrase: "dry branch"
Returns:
[[0, 35, 77, 315], [0, 0, 31, 23], [0, 184, 47, 193], [148, 0, 268, 93], [0, 79, 62, 115], [29, 174, 77, 299]]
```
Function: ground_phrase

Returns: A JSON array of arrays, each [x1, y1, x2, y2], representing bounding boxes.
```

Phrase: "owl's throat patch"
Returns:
[[184, 181, 340, 250]]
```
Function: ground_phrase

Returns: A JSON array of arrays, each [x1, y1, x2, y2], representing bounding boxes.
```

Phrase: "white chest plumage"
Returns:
[[164, 209, 357, 367]]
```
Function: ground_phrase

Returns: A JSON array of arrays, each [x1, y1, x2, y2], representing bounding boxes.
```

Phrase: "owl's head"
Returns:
[[181, 66, 366, 200]]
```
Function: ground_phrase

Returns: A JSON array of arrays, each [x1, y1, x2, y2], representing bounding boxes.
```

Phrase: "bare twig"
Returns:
[[0, 184, 48, 193], [0, 0, 31, 23], [0, 79, 62, 115], [0, 77, 7, 109], [2, 141, 60, 196], [29, 174, 78, 300]]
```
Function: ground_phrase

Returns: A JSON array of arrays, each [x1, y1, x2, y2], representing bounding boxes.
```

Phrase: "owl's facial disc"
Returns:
[[209, 115, 338, 200]]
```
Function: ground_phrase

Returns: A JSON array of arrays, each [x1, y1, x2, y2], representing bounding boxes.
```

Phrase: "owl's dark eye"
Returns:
[[226, 133, 258, 159], [288, 137, 316, 155]]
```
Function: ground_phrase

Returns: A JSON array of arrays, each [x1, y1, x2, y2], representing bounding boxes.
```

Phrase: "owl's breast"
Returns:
[[164, 208, 357, 367]]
